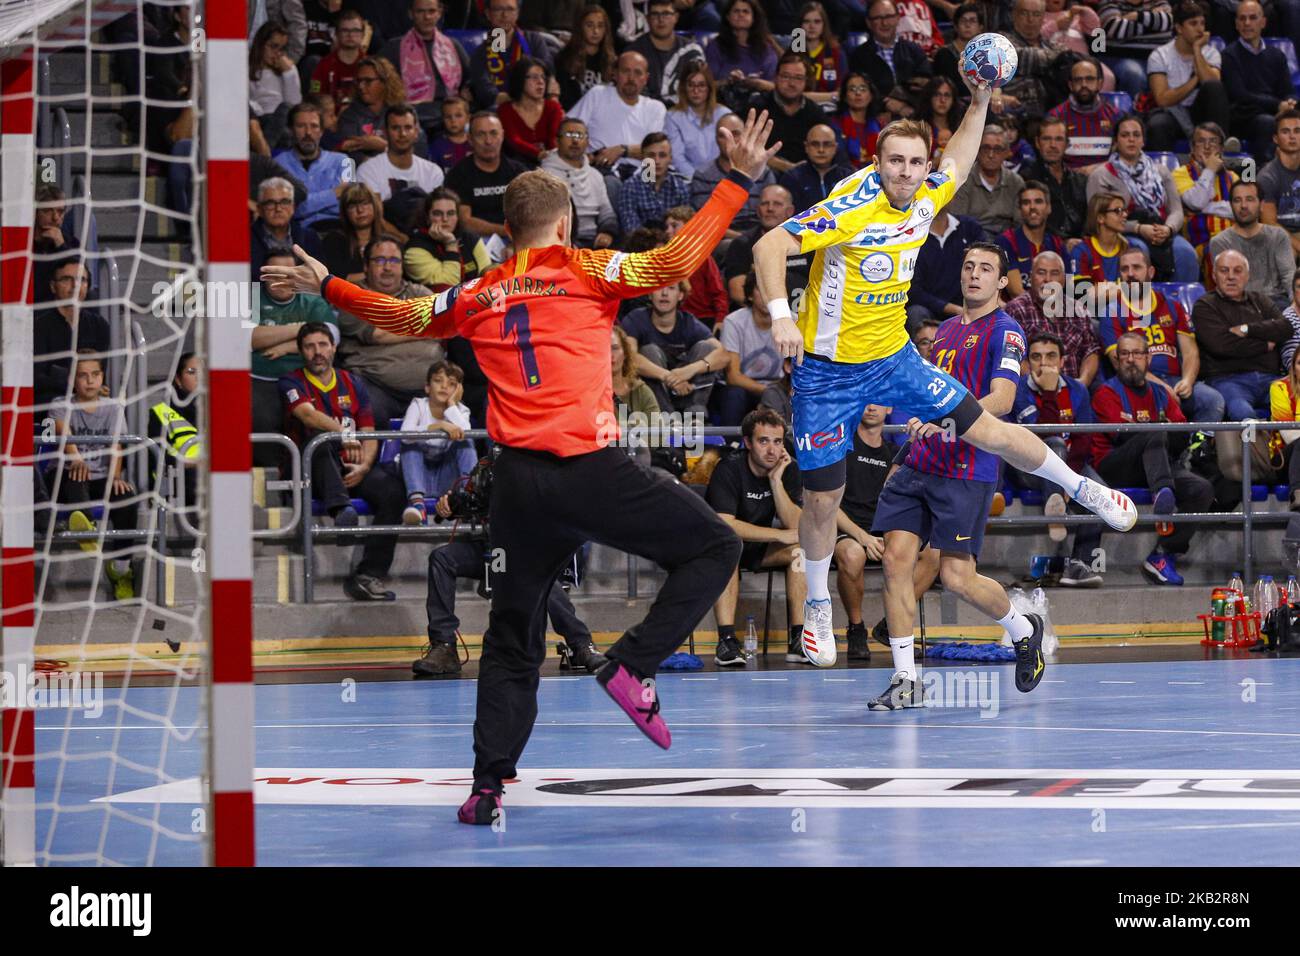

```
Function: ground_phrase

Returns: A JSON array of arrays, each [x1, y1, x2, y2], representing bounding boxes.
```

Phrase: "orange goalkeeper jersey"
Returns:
[[322, 172, 750, 457]]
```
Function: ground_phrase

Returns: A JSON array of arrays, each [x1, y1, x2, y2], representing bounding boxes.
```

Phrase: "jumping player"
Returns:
[[870, 242, 1037, 708], [263, 110, 781, 826], [752, 76, 1137, 671]]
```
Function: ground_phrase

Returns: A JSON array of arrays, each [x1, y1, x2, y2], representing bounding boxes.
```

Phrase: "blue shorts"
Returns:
[[790, 343, 969, 474], [871, 464, 998, 557]]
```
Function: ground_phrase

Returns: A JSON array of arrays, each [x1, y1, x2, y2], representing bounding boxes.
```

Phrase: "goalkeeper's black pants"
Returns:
[[471, 445, 741, 790]]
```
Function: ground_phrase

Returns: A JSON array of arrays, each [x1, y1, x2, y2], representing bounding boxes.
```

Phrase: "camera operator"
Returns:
[[414, 463, 606, 677]]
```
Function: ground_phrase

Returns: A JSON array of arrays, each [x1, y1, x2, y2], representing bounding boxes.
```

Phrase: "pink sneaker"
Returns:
[[457, 787, 503, 825], [597, 661, 671, 749]]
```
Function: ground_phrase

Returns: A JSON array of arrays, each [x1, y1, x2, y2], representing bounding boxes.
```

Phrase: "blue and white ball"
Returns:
[[960, 33, 1018, 89]]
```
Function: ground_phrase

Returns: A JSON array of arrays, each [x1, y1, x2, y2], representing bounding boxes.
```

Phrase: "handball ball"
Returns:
[[961, 33, 1018, 89]]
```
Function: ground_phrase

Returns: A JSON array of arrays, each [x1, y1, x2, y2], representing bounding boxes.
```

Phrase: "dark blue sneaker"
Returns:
[[1152, 487, 1176, 537], [1013, 612, 1046, 693], [1143, 552, 1183, 586]]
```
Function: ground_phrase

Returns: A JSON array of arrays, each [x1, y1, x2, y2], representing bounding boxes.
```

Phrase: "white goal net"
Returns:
[[1, 0, 251, 866]]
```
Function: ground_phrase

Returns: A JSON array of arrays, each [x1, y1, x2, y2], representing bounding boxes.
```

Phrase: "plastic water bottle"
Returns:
[[744, 616, 757, 663], [1030, 586, 1060, 656], [1287, 574, 1298, 609], [1229, 571, 1246, 613], [1253, 576, 1278, 620]]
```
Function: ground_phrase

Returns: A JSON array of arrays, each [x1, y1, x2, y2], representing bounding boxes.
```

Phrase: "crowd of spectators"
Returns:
[[38, 0, 1300, 602]]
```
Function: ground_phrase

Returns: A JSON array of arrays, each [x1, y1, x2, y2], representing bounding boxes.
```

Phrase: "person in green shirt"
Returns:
[[251, 249, 338, 464]]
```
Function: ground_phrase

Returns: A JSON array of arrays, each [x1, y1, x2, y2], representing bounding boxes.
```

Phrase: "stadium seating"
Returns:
[[1148, 151, 1182, 173], [1152, 281, 1207, 316], [1100, 90, 1132, 115]]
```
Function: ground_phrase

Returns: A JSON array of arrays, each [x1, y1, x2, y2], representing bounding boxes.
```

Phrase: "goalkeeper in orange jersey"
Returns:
[[263, 109, 782, 827]]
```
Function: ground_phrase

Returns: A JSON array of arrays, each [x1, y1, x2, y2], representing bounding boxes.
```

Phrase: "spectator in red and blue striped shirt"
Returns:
[[1047, 58, 1122, 173], [997, 180, 1069, 299]]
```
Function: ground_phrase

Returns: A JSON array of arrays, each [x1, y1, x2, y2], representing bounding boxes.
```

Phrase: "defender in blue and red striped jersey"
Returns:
[[869, 243, 1049, 709]]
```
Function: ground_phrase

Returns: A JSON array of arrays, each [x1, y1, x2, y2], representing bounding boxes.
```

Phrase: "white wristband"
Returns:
[[767, 299, 793, 322]]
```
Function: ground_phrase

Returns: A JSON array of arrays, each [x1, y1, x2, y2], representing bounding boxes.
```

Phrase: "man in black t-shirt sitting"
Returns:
[[832, 404, 942, 658], [705, 409, 808, 666], [444, 113, 528, 257]]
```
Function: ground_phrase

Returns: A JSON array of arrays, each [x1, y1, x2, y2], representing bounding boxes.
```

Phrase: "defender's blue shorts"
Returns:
[[790, 343, 969, 474], [871, 464, 998, 557]]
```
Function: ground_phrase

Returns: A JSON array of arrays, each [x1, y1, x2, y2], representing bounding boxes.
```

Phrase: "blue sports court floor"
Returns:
[[36, 655, 1300, 866]]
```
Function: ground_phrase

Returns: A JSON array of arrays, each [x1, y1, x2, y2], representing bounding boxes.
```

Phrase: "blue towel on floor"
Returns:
[[659, 652, 704, 670], [923, 641, 1016, 662]]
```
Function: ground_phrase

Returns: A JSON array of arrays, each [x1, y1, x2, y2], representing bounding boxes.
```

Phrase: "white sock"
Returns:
[[805, 554, 832, 602], [1028, 451, 1085, 497], [889, 635, 916, 681], [996, 604, 1034, 642], [112, 558, 130, 575]]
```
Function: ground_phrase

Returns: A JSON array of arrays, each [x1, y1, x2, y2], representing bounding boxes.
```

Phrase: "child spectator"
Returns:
[[427, 96, 472, 170], [54, 354, 137, 601], [399, 360, 477, 525]]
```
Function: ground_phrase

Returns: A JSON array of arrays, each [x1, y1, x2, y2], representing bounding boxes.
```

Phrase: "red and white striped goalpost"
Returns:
[[202, 0, 255, 866], [0, 48, 37, 868]]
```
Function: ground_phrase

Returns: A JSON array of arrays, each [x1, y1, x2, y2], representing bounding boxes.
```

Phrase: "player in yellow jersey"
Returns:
[[753, 73, 1139, 679]]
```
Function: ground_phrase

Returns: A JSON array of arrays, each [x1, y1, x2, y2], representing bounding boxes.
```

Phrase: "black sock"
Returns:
[[718, 624, 736, 643], [789, 624, 802, 646], [846, 620, 865, 633]]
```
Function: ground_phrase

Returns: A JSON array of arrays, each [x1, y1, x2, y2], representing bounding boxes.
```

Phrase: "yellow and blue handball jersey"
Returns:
[[781, 164, 957, 364]]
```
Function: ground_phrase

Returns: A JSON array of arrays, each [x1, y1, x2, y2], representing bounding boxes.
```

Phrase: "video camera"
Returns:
[[443, 455, 494, 523]]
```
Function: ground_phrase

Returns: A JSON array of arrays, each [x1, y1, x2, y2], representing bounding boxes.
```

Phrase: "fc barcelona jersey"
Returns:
[[906, 309, 1025, 482]]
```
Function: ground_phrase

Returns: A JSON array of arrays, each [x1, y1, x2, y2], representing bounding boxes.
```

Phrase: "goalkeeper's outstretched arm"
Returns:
[[937, 75, 993, 189]]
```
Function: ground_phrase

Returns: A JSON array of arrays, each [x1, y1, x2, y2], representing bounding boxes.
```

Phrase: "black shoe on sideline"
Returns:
[[847, 622, 871, 660], [560, 640, 607, 673], [871, 617, 891, 648], [413, 641, 462, 676], [345, 574, 396, 601], [715, 635, 746, 667]]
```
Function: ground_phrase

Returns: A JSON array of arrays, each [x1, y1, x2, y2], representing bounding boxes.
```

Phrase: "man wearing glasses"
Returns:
[[467, 0, 555, 111], [748, 52, 830, 174], [847, 0, 932, 101], [310, 9, 368, 113], [335, 235, 442, 427], [1047, 58, 1122, 173], [251, 176, 324, 275], [541, 118, 620, 248], [33, 259, 110, 410], [1090, 330, 1214, 586], [628, 0, 705, 105], [949, 125, 1026, 237]]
